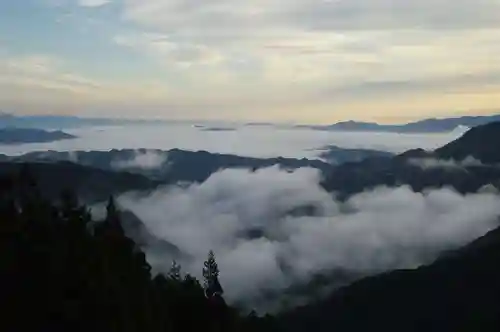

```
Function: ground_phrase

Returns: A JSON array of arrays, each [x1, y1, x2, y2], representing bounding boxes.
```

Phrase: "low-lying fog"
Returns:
[[0, 123, 466, 158], [115, 167, 500, 310]]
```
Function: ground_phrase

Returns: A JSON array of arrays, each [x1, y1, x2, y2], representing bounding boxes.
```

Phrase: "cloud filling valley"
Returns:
[[117, 166, 500, 307]]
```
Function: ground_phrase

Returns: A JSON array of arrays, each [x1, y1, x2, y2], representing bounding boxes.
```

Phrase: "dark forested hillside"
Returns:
[[4, 148, 333, 182], [321, 156, 500, 198], [321, 121, 500, 197], [278, 219, 500, 332], [4, 163, 500, 332], [0, 168, 275, 332], [435, 121, 500, 163], [0, 162, 160, 202]]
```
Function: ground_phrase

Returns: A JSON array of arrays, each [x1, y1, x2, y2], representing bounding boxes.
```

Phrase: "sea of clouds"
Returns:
[[0, 122, 466, 158], [116, 167, 500, 309]]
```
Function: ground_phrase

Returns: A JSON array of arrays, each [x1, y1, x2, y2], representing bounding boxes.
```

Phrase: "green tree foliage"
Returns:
[[0, 169, 273, 332]]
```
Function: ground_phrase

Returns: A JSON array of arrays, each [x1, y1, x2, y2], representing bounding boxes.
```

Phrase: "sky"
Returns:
[[1, 0, 500, 123]]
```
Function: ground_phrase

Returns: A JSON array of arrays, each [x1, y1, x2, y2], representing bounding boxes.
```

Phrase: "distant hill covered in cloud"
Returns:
[[299, 114, 500, 133], [3, 112, 500, 134]]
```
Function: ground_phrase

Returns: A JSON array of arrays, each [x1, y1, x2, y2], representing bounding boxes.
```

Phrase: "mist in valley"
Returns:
[[112, 166, 500, 309], [0, 123, 466, 159]]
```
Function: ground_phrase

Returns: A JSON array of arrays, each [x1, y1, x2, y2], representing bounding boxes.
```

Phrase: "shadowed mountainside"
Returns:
[[435, 121, 500, 164], [321, 122, 500, 197], [299, 113, 500, 133], [0, 162, 159, 202], [0, 171, 273, 332], [3, 149, 333, 182], [278, 218, 500, 331]]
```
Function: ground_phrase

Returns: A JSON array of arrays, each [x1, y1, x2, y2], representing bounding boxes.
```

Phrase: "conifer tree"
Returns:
[[105, 195, 123, 233], [106, 195, 117, 219], [203, 250, 223, 297]]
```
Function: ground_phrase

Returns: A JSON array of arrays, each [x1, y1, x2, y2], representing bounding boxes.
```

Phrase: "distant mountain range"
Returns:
[[1, 121, 500, 199], [0, 113, 168, 129], [317, 145, 393, 164], [298, 113, 500, 133], [3, 112, 500, 133], [1, 149, 333, 183], [1, 145, 393, 175], [0, 127, 76, 144]]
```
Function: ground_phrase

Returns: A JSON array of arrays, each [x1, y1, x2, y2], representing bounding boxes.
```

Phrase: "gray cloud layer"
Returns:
[[118, 167, 500, 307]]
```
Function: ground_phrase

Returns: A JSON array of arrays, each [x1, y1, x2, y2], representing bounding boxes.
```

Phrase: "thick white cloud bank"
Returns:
[[117, 167, 500, 307], [0, 123, 462, 158]]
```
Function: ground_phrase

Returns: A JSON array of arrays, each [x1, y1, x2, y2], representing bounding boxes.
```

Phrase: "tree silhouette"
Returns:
[[203, 250, 224, 298], [105, 195, 123, 233], [0, 169, 269, 332], [169, 260, 182, 281]]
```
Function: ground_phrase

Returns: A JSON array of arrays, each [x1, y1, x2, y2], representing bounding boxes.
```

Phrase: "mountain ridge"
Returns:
[[435, 121, 500, 163], [299, 113, 500, 133], [0, 113, 169, 129], [2, 121, 500, 199], [0, 161, 159, 202]]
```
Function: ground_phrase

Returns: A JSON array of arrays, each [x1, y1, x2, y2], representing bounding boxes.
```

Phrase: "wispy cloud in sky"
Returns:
[[1, 0, 500, 122]]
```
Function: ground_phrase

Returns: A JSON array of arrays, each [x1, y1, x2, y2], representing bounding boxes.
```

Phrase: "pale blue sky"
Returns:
[[1, 0, 500, 123]]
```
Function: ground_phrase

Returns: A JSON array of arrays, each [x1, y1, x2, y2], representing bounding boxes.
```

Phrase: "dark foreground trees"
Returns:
[[0, 169, 275, 332], [5, 162, 500, 332]]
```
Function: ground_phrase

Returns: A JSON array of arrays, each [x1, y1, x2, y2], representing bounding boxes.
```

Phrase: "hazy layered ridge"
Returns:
[[0, 123, 465, 158]]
